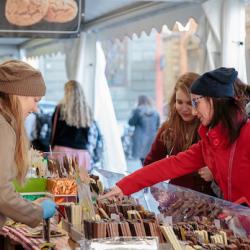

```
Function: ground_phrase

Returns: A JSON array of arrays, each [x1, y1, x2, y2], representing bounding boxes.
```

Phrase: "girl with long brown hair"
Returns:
[[143, 72, 214, 194], [0, 60, 56, 228]]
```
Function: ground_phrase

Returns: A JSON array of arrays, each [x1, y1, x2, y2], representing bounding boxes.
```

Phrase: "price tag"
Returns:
[[214, 219, 221, 229], [157, 214, 164, 223], [111, 213, 120, 221], [163, 216, 173, 226]]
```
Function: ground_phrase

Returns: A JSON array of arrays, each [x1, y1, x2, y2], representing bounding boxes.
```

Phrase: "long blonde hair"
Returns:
[[161, 72, 200, 152], [60, 80, 93, 128], [0, 93, 29, 184]]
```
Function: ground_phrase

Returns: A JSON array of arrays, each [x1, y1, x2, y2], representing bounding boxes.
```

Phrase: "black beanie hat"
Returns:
[[190, 67, 238, 98]]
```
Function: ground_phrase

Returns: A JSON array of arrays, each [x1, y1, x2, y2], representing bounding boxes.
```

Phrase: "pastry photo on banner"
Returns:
[[0, 0, 82, 37]]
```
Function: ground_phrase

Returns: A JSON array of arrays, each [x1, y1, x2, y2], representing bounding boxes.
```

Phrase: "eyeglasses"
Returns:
[[191, 96, 204, 108]]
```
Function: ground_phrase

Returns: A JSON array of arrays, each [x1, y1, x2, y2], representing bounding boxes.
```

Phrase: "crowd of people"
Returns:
[[142, 72, 215, 196], [0, 58, 250, 230], [102, 67, 250, 206]]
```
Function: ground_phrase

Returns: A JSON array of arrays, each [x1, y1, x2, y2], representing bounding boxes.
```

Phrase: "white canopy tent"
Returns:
[[198, 0, 247, 81], [0, 0, 248, 173], [64, 33, 128, 173], [67, 0, 247, 173], [81, 0, 247, 79], [86, 1, 205, 40]]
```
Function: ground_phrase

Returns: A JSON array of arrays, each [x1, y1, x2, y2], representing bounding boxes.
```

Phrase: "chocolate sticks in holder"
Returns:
[[57, 203, 83, 232], [46, 153, 78, 178]]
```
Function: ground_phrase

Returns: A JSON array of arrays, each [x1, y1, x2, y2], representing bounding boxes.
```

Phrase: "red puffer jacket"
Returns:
[[117, 121, 250, 202]]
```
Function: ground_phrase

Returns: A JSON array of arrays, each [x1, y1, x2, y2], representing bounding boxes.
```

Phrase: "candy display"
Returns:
[[67, 178, 250, 249], [150, 185, 223, 222], [47, 178, 77, 195], [29, 151, 80, 196], [15, 155, 250, 249]]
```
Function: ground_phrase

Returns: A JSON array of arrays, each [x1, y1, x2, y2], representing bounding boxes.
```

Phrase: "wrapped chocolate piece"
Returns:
[[118, 221, 132, 237], [106, 204, 119, 216], [128, 220, 146, 237], [84, 220, 107, 239], [89, 174, 104, 195], [143, 219, 164, 243], [107, 221, 119, 237]]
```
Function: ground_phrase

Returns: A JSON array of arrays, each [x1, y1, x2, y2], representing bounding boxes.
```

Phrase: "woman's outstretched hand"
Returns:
[[198, 166, 214, 182], [98, 185, 124, 200]]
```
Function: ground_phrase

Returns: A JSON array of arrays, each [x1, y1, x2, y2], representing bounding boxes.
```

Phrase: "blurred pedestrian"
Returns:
[[51, 80, 93, 171], [128, 95, 160, 164]]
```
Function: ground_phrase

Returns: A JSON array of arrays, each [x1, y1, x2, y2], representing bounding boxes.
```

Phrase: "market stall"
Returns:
[[1, 0, 249, 175], [0, 150, 83, 250], [63, 175, 250, 249], [9, 149, 250, 250], [0, 1, 250, 249]]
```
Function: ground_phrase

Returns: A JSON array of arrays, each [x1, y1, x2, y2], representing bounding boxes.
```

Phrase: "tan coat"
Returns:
[[0, 114, 43, 228]]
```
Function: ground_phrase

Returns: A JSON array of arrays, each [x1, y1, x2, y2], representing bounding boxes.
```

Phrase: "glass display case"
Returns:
[[81, 237, 159, 250], [91, 168, 126, 189], [143, 182, 250, 236], [92, 169, 250, 237], [58, 168, 250, 249], [91, 167, 150, 210]]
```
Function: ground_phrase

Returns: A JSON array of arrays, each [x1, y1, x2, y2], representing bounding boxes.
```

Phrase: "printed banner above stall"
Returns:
[[0, 0, 82, 38]]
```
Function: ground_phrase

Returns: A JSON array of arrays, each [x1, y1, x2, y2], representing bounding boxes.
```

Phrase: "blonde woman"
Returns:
[[0, 60, 55, 228], [51, 80, 93, 170]]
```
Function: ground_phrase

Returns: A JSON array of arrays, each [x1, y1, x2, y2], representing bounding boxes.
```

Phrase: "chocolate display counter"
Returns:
[[65, 169, 250, 249], [12, 149, 250, 249]]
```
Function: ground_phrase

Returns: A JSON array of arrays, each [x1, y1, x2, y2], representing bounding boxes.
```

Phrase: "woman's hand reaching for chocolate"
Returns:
[[98, 185, 124, 200]]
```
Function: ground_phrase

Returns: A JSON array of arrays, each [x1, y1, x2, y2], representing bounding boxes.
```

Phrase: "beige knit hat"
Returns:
[[0, 60, 46, 96]]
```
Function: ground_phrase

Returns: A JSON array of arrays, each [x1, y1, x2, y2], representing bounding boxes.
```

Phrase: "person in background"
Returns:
[[101, 67, 250, 204], [30, 106, 54, 152], [234, 78, 250, 118], [0, 60, 56, 227], [246, 102, 250, 117], [128, 95, 160, 164], [143, 72, 214, 195], [51, 80, 93, 171], [87, 119, 104, 169]]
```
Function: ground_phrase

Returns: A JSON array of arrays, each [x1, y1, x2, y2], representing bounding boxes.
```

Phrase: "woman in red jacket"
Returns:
[[103, 67, 250, 203], [143, 72, 214, 195]]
